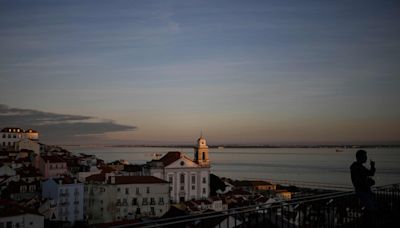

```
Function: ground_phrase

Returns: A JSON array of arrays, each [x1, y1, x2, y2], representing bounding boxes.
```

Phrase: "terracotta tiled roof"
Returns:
[[86, 173, 106, 182], [41, 156, 65, 163], [16, 166, 41, 177], [100, 166, 116, 173], [0, 199, 42, 217], [108, 176, 168, 184], [158, 151, 182, 166], [0, 157, 31, 164]]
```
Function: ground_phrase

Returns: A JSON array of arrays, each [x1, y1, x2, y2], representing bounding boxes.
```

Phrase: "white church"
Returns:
[[145, 135, 211, 203]]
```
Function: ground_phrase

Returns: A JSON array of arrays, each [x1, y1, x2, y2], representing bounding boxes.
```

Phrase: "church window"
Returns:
[[202, 188, 206, 194], [192, 185, 195, 190], [202, 152, 205, 160], [180, 174, 185, 184], [202, 177, 206, 184], [191, 175, 195, 184], [180, 161, 184, 166], [146, 186, 150, 194]]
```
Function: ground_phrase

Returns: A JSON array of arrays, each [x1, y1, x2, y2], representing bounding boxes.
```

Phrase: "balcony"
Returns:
[[126, 183, 400, 227]]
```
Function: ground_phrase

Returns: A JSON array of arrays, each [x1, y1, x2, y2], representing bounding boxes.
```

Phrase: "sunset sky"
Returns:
[[1, 1, 399, 145]]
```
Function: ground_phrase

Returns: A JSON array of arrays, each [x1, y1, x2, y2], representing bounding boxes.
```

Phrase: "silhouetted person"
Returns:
[[350, 150, 377, 226]]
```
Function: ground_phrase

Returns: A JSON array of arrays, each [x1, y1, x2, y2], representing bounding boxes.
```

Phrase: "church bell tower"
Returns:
[[194, 133, 210, 167]]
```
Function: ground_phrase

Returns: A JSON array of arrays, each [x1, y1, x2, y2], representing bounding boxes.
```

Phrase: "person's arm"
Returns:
[[367, 160, 375, 176]]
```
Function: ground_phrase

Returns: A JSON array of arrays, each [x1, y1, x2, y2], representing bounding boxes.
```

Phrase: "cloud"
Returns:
[[0, 104, 136, 144]]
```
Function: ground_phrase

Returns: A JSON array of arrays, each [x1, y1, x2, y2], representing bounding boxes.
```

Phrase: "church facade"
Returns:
[[145, 136, 211, 203]]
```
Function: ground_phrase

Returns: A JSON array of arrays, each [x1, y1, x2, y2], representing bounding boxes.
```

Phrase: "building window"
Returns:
[[117, 188, 120, 192], [2, 134, 5, 138], [150, 197, 155, 205], [168, 176, 173, 183], [202, 177, 206, 184], [136, 187, 139, 194], [180, 185, 184, 191], [125, 188, 129, 194], [180, 174, 185, 184], [146, 186, 150, 194], [202, 188, 206, 194], [191, 175, 196, 184], [132, 198, 138, 205], [192, 185, 195, 190], [151, 207, 155, 215], [142, 198, 148, 205], [159, 197, 164, 205]]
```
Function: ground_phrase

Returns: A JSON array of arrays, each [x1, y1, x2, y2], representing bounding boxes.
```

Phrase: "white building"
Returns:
[[0, 200, 44, 228], [146, 135, 211, 203], [15, 138, 40, 155], [0, 128, 39, 150], [42, 177, 84, 224], [85, 174, 170, 224]]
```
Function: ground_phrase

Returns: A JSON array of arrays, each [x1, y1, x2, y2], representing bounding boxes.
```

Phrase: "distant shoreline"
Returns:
[[61, 144, 400, 149]]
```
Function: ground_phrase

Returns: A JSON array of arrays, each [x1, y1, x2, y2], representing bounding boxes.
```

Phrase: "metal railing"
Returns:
[[112, 183, 399, 228]]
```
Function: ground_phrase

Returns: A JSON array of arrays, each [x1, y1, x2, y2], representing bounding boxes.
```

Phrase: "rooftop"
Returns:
[[0, 199, 42, 218], [156, 151, 185, 166], [86, 174, 169, 184], [0, 128, 38, 133], [108, 176, 169, 185], [41, 156, 66, 163]]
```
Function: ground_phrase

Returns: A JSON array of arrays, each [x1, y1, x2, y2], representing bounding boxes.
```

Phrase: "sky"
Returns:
[[1, 0, 399, 145]]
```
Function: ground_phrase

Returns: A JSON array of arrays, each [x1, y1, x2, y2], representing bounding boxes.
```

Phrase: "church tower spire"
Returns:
[[194, 133, 210, 167]]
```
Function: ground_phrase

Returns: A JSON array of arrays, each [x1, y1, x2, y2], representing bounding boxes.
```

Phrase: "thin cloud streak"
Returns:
[[0, 104, 136, 144]]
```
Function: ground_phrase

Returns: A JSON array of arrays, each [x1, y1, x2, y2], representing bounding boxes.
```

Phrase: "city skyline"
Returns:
[[1, 1, 400, 145]]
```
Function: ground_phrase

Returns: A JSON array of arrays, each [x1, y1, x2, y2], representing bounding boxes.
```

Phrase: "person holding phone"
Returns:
[[350, 149, 376, 211]]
